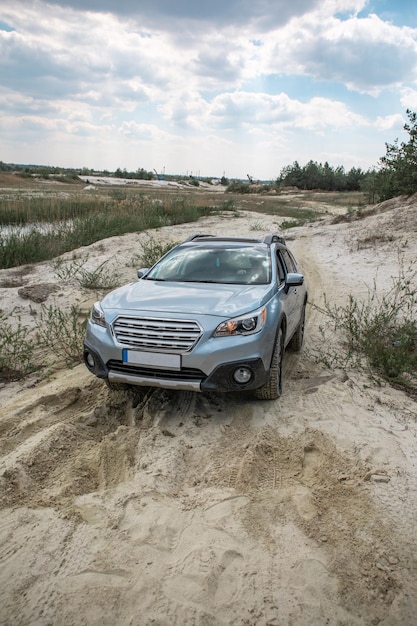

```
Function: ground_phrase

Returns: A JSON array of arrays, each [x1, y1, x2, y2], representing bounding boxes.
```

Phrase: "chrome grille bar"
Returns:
[[113, 316, 202, 352]]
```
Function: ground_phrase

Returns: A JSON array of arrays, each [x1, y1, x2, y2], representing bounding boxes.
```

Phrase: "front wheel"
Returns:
[[254, 327, 284, 400], [287, 304, 306, 352]]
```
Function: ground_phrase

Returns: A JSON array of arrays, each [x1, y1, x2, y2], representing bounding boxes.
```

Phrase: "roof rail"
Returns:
[[185, 235, 264, 244], [184, 234, 215, 241], [263, 234, 286, 245]]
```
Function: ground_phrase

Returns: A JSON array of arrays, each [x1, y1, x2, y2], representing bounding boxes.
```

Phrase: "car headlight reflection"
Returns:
[[214, 307, 266, 337], [91, 301, 106, 327]]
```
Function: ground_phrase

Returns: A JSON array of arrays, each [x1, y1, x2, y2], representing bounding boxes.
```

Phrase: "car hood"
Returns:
[[101, 279, 273, 318]]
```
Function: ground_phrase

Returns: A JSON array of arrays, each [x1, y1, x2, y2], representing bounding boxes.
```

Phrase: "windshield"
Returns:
[[146, 245, 271, 284]]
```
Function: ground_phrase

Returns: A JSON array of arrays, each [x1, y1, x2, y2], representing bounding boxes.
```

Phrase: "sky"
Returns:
[[1, 0, 417, 180]]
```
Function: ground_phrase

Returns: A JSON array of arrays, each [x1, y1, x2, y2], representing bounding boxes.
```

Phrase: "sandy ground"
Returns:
[[1, 196, 417, 625]]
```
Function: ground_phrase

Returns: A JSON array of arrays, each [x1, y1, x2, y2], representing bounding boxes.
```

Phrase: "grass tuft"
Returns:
[[138, 234, 179, 268]]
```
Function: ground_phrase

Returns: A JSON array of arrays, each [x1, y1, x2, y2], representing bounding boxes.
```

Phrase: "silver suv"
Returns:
[[84, 234, 307, 400]]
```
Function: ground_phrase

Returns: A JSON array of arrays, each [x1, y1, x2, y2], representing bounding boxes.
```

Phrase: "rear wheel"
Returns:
[[254, 327, 284, 400]]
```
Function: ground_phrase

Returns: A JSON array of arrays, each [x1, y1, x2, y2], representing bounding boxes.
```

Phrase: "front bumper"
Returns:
[[84, 341, 269, 393]]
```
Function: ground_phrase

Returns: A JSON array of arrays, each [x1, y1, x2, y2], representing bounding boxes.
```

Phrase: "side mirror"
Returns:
[[284, 272, 304, 293], [137, 268, 149, 279]]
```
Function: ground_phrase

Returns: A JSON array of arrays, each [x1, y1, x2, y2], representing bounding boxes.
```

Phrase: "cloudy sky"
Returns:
[[1, 0, 417, 179]]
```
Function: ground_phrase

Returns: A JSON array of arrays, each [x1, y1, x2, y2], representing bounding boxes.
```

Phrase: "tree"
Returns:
[[277, 161, 304, 188], [379, 109, 417, 199], [345, 167, 364, 191], [304, 160, 321, 189]]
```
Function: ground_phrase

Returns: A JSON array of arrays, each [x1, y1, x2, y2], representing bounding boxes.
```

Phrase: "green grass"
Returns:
[[0, 194, 215, 269], [1, 188, 364, 270], [0, 194, 106, 225], [244, 200, 320, 222]]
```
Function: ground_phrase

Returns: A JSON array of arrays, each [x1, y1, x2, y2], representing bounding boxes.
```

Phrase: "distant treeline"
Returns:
[[0, 162, 155, 180], [2, 109, 417, 202], [276, 110, 417, 201], [277, 161, 365, 192], [1, 159, 364, 190]]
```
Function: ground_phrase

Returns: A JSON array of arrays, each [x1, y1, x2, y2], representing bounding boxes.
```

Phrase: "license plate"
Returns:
[[122, 349, 181, 370]]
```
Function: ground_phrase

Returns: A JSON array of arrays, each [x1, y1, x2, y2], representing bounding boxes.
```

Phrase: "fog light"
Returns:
[[86, 352, 95, 368], [233, 367, 252, 384]]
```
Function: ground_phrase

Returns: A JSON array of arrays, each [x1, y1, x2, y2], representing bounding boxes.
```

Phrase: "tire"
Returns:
[[287, 304, 306, 352], [254, 327, 284, 400]]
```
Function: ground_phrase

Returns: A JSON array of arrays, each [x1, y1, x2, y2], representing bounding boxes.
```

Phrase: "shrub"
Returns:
[[226, 181, 251, 194], [281, 219, 305, 229], [52, 255, 121, 289], [75, 259, 121, 290], [52, 256, 89, 280], [0, 311, 36, 380], [138, 235, 179, 268], [250, 221, 266, 231], [33, 304, 87, 366], [219, 199, 237, 212], [311, 261, 417, 388]]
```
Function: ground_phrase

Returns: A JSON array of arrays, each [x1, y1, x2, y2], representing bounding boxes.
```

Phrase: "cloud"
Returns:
[[3, 0, 415, 107], [0, 0, 415, 177], [161, 90, 368, 134], [375, 114, 405, 133], [9, 0, 323, 30], [400, 87, 417, 111], [264, 12, 417, 94]]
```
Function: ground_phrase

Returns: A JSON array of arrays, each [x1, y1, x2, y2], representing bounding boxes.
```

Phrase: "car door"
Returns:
[[277, 249, 301, 340]]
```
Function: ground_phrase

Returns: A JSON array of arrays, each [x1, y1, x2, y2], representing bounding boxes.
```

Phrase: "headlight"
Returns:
[[91, 301, 106, 327], [214, 307, 267, 337]]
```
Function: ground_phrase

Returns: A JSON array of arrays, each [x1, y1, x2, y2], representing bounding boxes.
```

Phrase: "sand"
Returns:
[[0, 196, 417, 625]]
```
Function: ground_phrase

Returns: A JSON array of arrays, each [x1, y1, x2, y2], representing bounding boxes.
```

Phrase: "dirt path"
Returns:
[[1, 208, 417, 625]]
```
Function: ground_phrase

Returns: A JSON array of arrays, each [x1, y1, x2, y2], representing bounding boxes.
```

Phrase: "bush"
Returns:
[[33, 304, 87, 366], [138, 235, 179, 268], [311, 261, 417, 387], [76, 260, 120, 290], [52, 255, 121, 289], [219, 199, 237, 212], [0, 301, 89, 381], [281, 219, 305, 229], [0, 311, 36, 380], [226, 181, 251, 194]]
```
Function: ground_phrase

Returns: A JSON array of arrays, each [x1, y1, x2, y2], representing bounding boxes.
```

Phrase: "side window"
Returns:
[[288, 251, 298, 272], [276, 253, 285, 283], [281, 249, 296, 273]]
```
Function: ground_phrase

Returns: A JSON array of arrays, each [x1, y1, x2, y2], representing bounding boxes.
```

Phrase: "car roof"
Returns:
[[184, 234, 287, 247]]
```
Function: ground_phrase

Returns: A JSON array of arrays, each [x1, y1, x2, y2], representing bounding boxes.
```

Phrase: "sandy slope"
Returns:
[[0, 201, 417, 625]]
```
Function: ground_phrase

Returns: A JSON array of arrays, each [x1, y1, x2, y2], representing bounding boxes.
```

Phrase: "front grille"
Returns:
[[108, 360, 205, 381], [112, 316, 202, 353]]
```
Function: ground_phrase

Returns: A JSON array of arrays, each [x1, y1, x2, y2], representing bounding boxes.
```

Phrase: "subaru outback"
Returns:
[[84, 234, 307, 399]]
